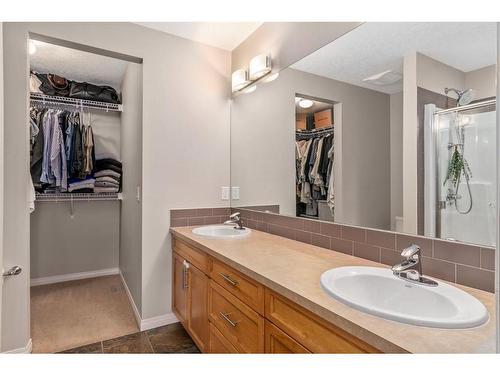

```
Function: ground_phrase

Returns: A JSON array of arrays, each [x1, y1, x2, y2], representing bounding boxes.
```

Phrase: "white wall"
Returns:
[[0, 22, 4, 351], [417, 53, 465, 95], [30, 202, 120, 279], [2, 22, 230, 351], [120, 62, 143, 313], [231, 67, 391, 230], [402, 52, 419, 234], [390, 92, 403, 231], [465, 65, 497, 100]]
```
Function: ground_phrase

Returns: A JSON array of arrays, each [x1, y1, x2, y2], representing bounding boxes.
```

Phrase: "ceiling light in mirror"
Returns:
[[249, 54, 272, 80], [29, 40, 37, 55], [232, 69, 250, 92], [298, 99, 314, 109]]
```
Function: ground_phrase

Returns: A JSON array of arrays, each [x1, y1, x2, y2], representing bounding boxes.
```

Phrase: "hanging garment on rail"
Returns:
[[30, 107, 99, 193]]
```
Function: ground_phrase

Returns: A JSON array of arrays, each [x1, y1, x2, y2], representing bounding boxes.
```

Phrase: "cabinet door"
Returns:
[[173, 252, 188, 324], [265, 321, 310, 353], [187, 263, 209, 352], [209, 323, 238, 353]]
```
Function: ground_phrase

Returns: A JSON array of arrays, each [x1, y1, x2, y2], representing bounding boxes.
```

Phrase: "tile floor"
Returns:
[[59, 322, 200, 354]]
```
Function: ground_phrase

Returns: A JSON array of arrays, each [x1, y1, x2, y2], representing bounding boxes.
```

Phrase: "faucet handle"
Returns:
[[230, 212, 241, 219], [400, 244, 420, 259]]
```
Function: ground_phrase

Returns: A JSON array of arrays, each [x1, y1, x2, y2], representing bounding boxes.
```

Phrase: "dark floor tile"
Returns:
[[59, 342, 102, 354], [146, 323, 199, 353], [102, 332, 153, 353]]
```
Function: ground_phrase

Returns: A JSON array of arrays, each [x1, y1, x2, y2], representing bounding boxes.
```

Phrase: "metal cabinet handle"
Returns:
[[2, 266, 22, 277], [182, 260, 190, 289], [219, 312, 239, 327], [219, 272, 238, 287]]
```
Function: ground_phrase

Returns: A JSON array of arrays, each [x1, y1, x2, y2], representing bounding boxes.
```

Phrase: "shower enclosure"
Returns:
[[424, 100, 497, 247]]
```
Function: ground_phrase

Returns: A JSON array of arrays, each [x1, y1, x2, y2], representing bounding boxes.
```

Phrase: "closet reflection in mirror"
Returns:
[[230, 22, 497, 247]]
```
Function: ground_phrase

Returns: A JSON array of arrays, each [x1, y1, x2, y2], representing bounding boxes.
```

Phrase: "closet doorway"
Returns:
[[28, 37, 143, 353], [295, 95, 342, 223]]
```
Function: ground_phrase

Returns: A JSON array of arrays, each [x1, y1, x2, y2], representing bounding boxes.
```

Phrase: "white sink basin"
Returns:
[[192, 225, 251, 239], [320, 266, 488, 329]]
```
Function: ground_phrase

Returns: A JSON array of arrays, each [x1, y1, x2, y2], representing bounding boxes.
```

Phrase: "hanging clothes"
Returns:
[[295, 128, 334, 218], [29, 106, 103, 194]]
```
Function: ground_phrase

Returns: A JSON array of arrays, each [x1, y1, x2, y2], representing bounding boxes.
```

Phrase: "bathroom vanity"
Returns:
[[170, 226, 496, 353]]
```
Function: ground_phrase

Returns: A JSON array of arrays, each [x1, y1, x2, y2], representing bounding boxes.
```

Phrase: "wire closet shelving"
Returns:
[[30, 93, 123, 112], [35, 192, 122, 202]]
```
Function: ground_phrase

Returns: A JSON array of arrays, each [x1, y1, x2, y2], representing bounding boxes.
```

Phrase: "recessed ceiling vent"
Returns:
[[362, 70, 402, 85]]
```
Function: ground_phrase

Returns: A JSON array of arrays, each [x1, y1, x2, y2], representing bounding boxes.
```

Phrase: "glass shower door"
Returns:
[[436, 104, 496, 247]]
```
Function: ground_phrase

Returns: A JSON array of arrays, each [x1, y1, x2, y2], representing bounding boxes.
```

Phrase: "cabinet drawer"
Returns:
[[265, 289, 380, 353], [209, 323, 238, 353], [265, 321, 310, 354], [210, 259, 264, 314], [208, 281, 264, 353], [173, 238, 209, 274]]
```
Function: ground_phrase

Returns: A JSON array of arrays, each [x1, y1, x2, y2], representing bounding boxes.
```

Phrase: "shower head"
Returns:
[[444, 88, 474, 106]]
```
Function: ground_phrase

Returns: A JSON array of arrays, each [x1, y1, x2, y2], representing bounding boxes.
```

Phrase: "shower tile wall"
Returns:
[[169, 207, 495, 293]]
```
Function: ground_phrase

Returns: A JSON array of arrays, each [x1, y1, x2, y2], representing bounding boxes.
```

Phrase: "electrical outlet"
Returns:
[[221, 186, 230, 200], [231, 186, 240, 200]]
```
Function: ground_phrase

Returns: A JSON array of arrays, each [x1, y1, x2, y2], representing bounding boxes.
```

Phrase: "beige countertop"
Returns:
[[170, 226, 496, 353]]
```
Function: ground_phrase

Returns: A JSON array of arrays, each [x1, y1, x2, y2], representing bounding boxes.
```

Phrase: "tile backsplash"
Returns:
[[169, 207, 495, 293]]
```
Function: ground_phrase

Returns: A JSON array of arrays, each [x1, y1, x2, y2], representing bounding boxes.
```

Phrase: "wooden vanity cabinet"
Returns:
[[171, 237, 380, 354], [172, 239, 210, 352], [264, 321, 310, 353]]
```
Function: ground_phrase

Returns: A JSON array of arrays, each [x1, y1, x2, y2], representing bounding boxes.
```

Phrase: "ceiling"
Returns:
[[30, 40, 128, 91], [291, 22, 497, 94], [135, 22, 262, 51]]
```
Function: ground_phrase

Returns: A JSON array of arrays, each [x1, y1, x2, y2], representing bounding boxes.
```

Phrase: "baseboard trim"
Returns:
[[140, 312, 178, 331], [30, 268, 119, 286], [2, 338, 32, 354], [119, 271, 142, 329], [119, 272, 178, 331]]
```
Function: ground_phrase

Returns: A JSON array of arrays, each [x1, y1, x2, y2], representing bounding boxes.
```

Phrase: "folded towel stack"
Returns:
[[94, 158, 122, 193], [68, 177, 95, 193]]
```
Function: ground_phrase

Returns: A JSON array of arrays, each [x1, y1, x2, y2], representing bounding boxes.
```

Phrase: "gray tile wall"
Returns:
[[169, 207, 495, 293]]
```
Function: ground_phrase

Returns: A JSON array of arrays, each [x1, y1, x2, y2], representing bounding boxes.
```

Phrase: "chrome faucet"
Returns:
[[223, 212, 245, 230], [391, 244, 438, 286]]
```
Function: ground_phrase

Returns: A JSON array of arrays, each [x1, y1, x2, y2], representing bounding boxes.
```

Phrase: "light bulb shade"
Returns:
[[298, 99, 314, 109], [232, 69, 250, 92], [29, 40, 37, 55], [249, 54, 272, 81]]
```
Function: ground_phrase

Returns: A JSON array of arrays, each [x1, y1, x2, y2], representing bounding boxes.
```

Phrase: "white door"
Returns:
[[0, 21, 4, 350]]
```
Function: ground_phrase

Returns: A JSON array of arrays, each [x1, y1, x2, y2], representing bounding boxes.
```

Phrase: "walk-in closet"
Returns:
[[28, 37, 143, 353], [295, 96, 336, 222]]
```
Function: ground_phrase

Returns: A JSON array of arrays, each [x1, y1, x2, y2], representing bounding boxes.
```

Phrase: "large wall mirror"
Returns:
[[230, 22, 497, 248]]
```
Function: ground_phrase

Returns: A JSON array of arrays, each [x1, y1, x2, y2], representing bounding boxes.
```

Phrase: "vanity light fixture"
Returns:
[[241, 84, 257, 94], [260, 71, 279, 83], [298, 99, 314, 109], [249, 54, 272, 81], [231, 69, 250, 92]]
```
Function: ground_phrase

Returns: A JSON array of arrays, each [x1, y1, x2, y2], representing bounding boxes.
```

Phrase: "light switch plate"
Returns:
[[231, 186, 240, 200], [221, 186, 230, 200]]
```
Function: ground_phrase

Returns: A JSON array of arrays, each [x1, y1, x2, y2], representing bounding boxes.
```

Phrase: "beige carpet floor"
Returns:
[[31, 275, 139, 353]]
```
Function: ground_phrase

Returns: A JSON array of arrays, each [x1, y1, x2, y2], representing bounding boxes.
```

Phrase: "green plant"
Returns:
[[444, 145, 472, 188]]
